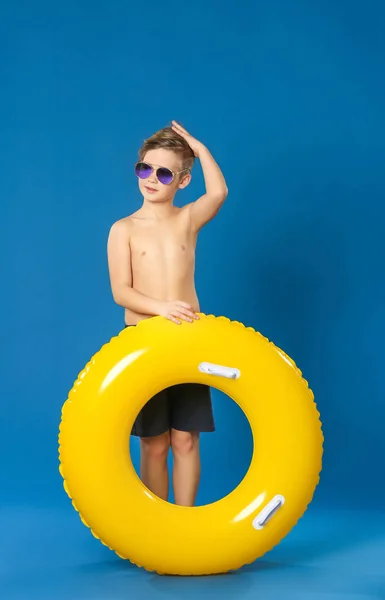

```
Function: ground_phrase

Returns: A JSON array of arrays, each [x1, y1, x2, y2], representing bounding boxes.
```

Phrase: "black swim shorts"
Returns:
[[124, 324, 215, 438]]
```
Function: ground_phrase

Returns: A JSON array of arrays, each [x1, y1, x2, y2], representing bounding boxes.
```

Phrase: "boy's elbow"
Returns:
[[111, 285, 128, 307], [217, 188, 228, 207], [210, 189, 228, 206], [112, 290, 123, 306], [217, 187, 228, 203]]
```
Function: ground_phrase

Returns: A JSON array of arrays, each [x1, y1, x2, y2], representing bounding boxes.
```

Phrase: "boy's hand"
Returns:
[[171, 121, 205, 157], [158, 299, 200, 325]]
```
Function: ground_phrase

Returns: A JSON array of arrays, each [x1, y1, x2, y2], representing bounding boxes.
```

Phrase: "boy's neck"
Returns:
[[141, 199, 177, 220]]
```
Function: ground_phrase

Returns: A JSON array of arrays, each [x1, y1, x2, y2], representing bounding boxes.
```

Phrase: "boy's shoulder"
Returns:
[[109, 213, 138, 234]]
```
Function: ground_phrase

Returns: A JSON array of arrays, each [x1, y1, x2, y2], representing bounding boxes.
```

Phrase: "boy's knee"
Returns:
[[171, 430, 199, 455], [141, 432, 170, 460]]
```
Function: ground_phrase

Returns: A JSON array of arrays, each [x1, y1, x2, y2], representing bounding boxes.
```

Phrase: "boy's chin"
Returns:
[[145, 194, 169, 203]]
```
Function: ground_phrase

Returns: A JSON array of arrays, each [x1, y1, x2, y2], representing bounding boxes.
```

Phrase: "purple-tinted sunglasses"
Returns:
[[134, 161, 190, 185]]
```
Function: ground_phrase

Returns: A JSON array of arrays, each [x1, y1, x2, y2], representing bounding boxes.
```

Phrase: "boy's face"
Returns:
[[138, 149, 191, 203]]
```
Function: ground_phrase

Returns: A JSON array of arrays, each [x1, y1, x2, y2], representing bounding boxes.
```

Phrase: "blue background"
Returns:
[[1, 0, 385, 598]]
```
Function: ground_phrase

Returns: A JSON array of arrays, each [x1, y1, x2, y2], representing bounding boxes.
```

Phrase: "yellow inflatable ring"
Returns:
[[58, 314, 323, 576]]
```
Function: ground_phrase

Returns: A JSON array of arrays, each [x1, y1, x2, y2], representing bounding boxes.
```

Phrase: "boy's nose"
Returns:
[[148, 172, 158, 183]]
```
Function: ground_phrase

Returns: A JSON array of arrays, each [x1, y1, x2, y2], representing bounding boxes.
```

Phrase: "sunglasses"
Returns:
[[134, 162, 190, 185]]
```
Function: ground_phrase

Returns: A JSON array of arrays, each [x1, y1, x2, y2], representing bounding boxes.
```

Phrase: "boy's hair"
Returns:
[[139, 126, 195, 171]]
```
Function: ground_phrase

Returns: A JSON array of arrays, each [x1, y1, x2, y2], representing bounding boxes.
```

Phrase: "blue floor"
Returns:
[[2, 502, 385, 600]]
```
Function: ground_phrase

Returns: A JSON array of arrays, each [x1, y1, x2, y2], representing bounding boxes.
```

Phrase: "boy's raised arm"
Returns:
[[172, 121, 228, 232]]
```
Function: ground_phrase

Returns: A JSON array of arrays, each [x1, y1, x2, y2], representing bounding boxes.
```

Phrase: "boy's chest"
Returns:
[[130, 225, 194, 260]]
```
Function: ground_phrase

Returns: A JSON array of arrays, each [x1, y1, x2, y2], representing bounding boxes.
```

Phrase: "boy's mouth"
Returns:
[[144, 185, 158, 194]]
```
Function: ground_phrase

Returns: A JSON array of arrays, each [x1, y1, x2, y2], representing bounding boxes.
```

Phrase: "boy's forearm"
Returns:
[[113, 285, 161, 316], [198, 146, 228, 198]]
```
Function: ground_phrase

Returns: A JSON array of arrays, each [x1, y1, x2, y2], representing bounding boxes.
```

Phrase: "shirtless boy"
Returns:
[[107, 121, 228, 507]]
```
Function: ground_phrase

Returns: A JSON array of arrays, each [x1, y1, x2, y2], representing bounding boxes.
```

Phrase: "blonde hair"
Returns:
[[139, 126, 195, 171]]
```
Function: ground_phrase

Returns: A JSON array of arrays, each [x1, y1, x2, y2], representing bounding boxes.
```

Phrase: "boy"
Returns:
[[107, 121, 228, 506]]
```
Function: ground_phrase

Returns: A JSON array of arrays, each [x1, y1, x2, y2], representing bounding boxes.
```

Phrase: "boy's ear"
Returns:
[[178, 173, 191, 190]]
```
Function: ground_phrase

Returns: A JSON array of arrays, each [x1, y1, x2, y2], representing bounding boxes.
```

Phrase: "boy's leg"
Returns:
[[170, 429, 200, 506], [140, 432, 170, 501], [131, 388, 171, 501], [169, 384, 215, 507]]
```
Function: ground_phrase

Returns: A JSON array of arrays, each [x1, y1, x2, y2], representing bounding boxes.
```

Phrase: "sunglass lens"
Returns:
[[157, 167, 174, 185], [135, 162, 152, 179]]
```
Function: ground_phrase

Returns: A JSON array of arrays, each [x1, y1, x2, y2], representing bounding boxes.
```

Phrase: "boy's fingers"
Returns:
[[173, 302, 199, 320], [173, 128, 186, 138], [174, 309, 194, 321], [179, 306, 200, 320], [177, 311, 193, 322], [172, 121, 189, 135]]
